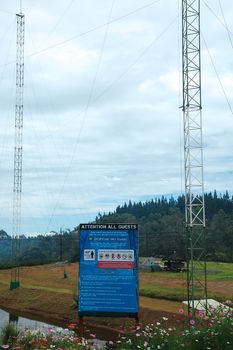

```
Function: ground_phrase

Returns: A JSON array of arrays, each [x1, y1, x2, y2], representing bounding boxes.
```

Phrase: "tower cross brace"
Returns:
[[11, 12, 25, 290], [182, 0, 207, 317]]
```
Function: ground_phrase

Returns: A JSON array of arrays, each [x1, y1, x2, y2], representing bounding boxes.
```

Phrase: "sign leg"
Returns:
[[79, 316, 84, 336]]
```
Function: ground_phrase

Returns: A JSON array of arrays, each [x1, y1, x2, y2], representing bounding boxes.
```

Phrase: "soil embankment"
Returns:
[[0, 264, 183, 338], [0, 285, 182, 339], [0, 262, 231, 338]]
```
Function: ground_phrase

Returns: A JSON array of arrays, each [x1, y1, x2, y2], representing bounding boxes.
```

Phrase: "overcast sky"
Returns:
[[0, 0, 232, 235]]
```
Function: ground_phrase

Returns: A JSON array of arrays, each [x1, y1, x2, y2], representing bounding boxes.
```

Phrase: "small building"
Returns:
[[139, 257, 162, 272], [163, 251, 185, 272]]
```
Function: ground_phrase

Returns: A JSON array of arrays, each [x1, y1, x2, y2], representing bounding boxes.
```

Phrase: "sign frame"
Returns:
[[78, 223, 139, 319]]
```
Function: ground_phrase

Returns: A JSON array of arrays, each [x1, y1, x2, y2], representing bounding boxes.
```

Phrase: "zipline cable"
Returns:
[[203, 0, 233, 48], [45, 0, 116, 233], [202, 34, 233, 116], [22, 30, 80, 231], [217, 0, 233, 50], [45, 15, 178, 233], [0, 0, 163, 68], [34, 0, 77, 51], [0, 9, 15, 15]]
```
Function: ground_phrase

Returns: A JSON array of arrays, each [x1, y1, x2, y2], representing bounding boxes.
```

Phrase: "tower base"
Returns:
[[10, 281, 20, 290]]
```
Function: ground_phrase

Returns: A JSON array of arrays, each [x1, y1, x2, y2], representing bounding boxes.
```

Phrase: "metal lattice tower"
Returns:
[[182, 0, 207, 317], [10, 11, 25, 290]]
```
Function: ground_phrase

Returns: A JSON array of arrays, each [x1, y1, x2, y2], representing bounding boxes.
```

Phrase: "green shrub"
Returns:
[[0, 323, 19, 346]]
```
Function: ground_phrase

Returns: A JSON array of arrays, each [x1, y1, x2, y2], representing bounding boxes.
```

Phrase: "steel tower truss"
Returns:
[[182, 0, 207, 316], [10, 12, 25, 290]]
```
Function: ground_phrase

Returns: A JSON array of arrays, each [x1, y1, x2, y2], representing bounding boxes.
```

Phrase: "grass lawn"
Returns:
[[0, 260, 232, 303], [139, 260, 233, 301]]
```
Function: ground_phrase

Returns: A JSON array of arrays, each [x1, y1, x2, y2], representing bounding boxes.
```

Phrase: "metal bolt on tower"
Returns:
[[182, 0, 207, 316], [10, 11, 25, 290]]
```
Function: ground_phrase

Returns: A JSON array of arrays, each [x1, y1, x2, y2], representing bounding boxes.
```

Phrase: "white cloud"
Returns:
[[0, 0, 232, 234], [138, 78, 158, 94], [222, 74, 233, 98], [159, 70, 180, 93]]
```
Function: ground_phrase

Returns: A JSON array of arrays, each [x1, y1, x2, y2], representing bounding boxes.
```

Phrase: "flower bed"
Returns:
[[0, 307, 232, 350], [0, 326, 93, 350]]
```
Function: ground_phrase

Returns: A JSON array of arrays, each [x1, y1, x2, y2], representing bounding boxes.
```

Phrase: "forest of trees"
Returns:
[[95, 191, 233, 262], [0, 190, 232, 266], [0, 229, 79, 268]]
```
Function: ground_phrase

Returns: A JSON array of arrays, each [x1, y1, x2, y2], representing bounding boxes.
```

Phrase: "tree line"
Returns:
[[0, 229, 79, 268], [0, 190, 232, 266], [95, 191, 233, 262]]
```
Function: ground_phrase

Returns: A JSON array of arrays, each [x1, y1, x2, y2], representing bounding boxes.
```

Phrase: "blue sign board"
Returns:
[[78, 224, 139, 317]]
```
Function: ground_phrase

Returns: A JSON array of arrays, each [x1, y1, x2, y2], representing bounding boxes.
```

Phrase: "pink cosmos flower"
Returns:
[[190, 319, 195, 326], [198, 310, 205, 318], [68, 323, 77, 330], [179, 308, 184, 314]]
